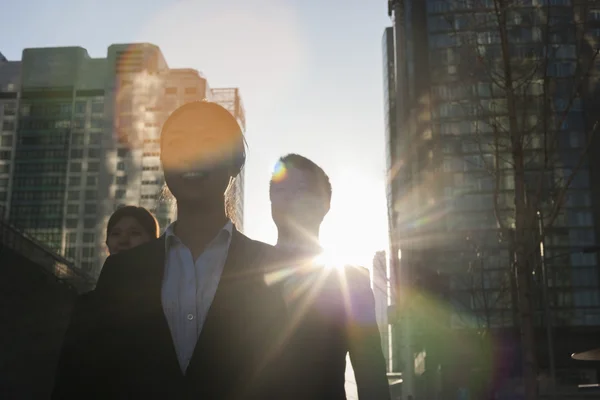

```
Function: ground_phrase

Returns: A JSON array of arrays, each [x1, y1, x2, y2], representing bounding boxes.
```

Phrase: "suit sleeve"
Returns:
[[346, 267, 391, 400], [51, 256, 118, 399]]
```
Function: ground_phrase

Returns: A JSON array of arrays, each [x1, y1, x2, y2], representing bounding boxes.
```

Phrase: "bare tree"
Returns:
[[448, 232, 515, 398], [430, 1, 600, 398]]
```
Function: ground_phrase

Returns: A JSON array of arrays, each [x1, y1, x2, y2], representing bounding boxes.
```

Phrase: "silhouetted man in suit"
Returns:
[[52, 102, 287, 399], [268, 154, 391, 399]]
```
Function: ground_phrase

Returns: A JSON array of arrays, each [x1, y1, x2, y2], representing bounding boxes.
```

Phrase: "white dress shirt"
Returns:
[[161, 221, 234, 373]]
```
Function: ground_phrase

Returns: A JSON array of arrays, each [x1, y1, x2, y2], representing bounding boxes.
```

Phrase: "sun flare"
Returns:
[[316, 171, 389, 271], [314, 248, 347, 270]]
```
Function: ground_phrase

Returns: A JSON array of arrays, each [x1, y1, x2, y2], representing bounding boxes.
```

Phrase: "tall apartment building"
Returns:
[[212, 88, 246, 232], [0, 44, 246, 277], [0, 52, 19, 220], [385, 0, 600, 394]]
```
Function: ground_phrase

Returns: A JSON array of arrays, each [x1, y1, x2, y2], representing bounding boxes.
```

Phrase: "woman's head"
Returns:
[[106, 206, 160, 255]]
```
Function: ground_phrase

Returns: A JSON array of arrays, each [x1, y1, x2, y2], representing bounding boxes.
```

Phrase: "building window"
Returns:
[[91, 118, 103, 129], [87, 176, 97, 186], [19, 104, 30, 116], [85, 190, 95, 201], [66, 232, 78, 244], [67, 204, 79, 214], [70, 162, 82, 173], [115, 189, 126, 199], [117, 161, 126, 171], [59, 103, 71, 115], [71, 133, 84, 145], [85, 203, 97, 215], [185, 87, 197, 95], [68, 136, 85, 148], [1, 135, 13, 147], [3, 103, 16, 116], [574, 290, 600, 307], [88, 148, 101, 158], [89, 133, 102, 145], [84, 218, 95, 229], [75, 101, 87, 114], [82, 247, 95, 258], [67, 190, 80, 200], [88, 162, 100, 172], [68, 177, 81, 186], [0, 163, 10, 173], [116, 176, 128, 185], [73, 118, 86, 129], [117, 148, 129, 158], [70, 149, 84, 159], [65, 247, 77, 259], [83, 233, 95, 243], [2, 121, 15, 131], [66, 219, 79, 228], [91, 101, 104, 114], [165, 87, 177, 94]]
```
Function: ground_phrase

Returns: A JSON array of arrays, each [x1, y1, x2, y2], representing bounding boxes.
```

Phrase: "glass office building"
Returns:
[[384, 0, 600, 391]]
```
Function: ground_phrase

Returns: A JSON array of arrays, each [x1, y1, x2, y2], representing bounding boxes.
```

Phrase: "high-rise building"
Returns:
[[0, 53, 19, 220], [384, 0, 600, 394], [371, 250, 391, 371], [0, 44, 245, 277], [211, 88, 246, 232]]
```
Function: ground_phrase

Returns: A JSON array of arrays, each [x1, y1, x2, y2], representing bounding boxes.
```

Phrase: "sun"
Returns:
[[318, 173, 389, 271], [313, 248, 347, 270]]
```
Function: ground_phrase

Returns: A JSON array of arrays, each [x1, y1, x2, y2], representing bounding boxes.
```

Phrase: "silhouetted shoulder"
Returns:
[[232, 228, 271, 246], [96, 237, 165, 291], [235, 232, 278, 270]]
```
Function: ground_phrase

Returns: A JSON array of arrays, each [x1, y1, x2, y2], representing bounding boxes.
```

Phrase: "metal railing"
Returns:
[[0, 205, 95, 293]]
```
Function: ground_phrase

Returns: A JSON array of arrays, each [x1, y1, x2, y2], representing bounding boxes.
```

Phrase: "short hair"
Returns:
[[270, 153, 332, 203], [106, 206, 160, 240], [160, 101, 247, 173]]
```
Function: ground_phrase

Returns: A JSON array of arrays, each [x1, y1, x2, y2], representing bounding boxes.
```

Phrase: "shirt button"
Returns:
[[187, 314, 194, 321]]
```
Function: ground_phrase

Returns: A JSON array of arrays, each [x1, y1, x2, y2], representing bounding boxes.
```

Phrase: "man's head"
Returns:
[[160, 101, 245, 208], [269, 154, 332, 234]]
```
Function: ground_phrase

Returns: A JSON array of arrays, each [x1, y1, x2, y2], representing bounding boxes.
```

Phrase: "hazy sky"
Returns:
[[1, 0, 391, 268]]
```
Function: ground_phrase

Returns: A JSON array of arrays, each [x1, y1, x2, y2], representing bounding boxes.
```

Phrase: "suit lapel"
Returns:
[[136, 236, 182, 375], [186, 229, 246, 371], [186, 230, 283, 374]]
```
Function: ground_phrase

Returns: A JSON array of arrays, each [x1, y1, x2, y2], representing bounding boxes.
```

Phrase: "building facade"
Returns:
[[385, 0, 600, 395], [0, 52, 19, 221], [211, 87, 246, 232], [0, 44, 246, 277], [371, 250, 392, 372]]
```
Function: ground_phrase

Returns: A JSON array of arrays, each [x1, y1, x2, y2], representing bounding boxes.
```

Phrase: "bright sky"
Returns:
[[0, 0, 391, 269]]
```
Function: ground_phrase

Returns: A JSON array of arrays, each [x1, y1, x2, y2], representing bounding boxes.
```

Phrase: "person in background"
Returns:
[[105, 205, 160, 255], [52, 101, 287, 399], [268, 153, 391, 400]]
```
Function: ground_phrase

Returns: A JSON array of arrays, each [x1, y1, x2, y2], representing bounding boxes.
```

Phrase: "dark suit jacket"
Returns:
[[272, 253, 391, 400], [52, 230, 289, 399]]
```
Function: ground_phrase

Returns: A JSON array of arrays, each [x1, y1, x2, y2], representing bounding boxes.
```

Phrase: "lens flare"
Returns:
[[271, 160, 287, 183]]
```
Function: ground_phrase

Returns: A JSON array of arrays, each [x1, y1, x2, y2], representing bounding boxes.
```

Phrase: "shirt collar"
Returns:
[[164, 220, 234, 250]]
